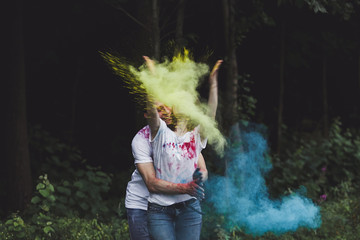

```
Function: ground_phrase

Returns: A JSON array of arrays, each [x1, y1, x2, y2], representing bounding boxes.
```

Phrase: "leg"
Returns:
[[175, 200, 202, 240], [126, 208, 151, 240], [147, 203, 176, 240]]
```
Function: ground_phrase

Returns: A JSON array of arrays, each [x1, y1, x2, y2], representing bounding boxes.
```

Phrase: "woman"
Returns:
[[139, 56, 222, 240]]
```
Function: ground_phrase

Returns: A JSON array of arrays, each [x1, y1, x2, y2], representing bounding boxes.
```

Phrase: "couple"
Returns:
[[125, 56, 222, 240]]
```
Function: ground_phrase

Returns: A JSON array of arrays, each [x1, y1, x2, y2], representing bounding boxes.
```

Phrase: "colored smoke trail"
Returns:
[[101, 51, 226, 154], [206, 122, 321, 236]]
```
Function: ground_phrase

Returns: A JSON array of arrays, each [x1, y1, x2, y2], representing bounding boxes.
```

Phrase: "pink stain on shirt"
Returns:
[[180, 135, 196, 159], [138, 127, 150, 139]]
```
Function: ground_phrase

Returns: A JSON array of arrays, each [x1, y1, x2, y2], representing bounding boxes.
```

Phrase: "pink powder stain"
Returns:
[[138, 127, 150, 139], [156, 167, 162, 174], [180, 135, 196, 159], [194, 163, 198, 169]]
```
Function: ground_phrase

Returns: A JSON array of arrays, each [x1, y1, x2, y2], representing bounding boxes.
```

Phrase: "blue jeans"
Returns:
[[147, 199, 202, 240], [127, 208, 151, 240]]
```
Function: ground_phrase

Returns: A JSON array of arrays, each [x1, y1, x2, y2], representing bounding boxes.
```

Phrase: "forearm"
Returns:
[[137, 162, 202, 197], [143, 55, 160, 139], [146, 99, 160, 140], [147, 178, 195, 195], [200, 168, 208, 182], [207, 84, 218, 119], [207, 60, 222, 119], [197, 153, 208, 182]]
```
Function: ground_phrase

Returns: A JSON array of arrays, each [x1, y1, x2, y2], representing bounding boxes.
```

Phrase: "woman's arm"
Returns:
[[207, 60, 222, 119], [197, 153, 208, 182]]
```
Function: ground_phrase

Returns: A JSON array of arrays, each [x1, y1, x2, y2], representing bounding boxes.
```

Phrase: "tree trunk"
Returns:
[[1, 0, 32, 215], [277, 22, 285, 154], [358, 48, 360, 104], [152, 0, 161, 60], [222, 0, 240, 212], [322, 54, 329, 137], [222, 0, 239, 131], [175, 0, 186, 53]]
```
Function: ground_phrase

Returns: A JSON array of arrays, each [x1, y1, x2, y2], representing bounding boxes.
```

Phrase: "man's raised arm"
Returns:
[[143, 56, 160, 140]]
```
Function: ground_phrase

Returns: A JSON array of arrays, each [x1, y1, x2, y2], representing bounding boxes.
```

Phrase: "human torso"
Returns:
[[125, 126, 152, 210], [149, 119, 206, 206]]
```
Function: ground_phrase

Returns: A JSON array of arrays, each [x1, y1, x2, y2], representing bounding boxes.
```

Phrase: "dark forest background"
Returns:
[[2, 0, 360, 239]]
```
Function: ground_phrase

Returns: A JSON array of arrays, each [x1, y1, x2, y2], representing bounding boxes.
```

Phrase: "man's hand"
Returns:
[[184, 180, 205, 201]]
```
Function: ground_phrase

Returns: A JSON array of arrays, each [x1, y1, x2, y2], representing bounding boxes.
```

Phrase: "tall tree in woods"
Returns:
[[321, 33, 330, 137], [274, 0, 351, 151], [277, 19, 286, 154], [305, 0, 359, 137], [175, 0, 187, 53], [107, 0, 160, 59], [222, 0, 239, 133], [221, 0, 270, 133], [1, 0, 32, 215], [151, 0, 161, 60]]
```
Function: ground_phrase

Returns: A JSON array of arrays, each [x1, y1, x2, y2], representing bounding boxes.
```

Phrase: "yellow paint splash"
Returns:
[[101, 50, 226, 154]]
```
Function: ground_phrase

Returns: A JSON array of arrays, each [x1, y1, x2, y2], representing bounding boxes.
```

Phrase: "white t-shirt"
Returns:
[[148, 119, 206, 206], [125, 126, 153, 210]]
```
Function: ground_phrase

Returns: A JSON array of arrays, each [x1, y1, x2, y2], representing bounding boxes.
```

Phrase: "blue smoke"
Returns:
[[205, 122, 321, 236]]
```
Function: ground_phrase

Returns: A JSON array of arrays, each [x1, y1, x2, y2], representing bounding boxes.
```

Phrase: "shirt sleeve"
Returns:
[[132, 130, 153, 165]]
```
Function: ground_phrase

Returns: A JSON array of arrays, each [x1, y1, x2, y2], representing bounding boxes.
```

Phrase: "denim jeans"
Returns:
[[147, 199, 202, 240], [126, 208, 151, 240]]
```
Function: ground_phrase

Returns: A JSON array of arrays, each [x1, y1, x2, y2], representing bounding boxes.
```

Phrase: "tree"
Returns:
[[174, 0, 187, 53], [1, 0, 32, 215], [222, 0, 239, 132]]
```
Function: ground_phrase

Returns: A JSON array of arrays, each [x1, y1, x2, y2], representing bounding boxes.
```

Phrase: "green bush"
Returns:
[[0, 126, 129, 239], [268, 118, 360, 199], [0, 215, 129, 240], [28, 125, 114, 219], [0, 174, 129, 240]]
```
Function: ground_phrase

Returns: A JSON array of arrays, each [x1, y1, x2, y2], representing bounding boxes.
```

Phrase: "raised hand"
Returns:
[[143, 56, 156, 74], [209, 60, 223, 86]]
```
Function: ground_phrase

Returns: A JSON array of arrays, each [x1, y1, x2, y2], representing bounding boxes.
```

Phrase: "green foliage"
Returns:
[[0, 215, 129, 240], [0, 126, 129, 239], [268, 118, 360, 199], [0, 174, 129, 240], [52, 165, 112, 218], [29, 125, 114, 218]]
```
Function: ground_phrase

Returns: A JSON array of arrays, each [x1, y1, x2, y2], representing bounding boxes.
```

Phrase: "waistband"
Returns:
[[149, 198, 197, 209]]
